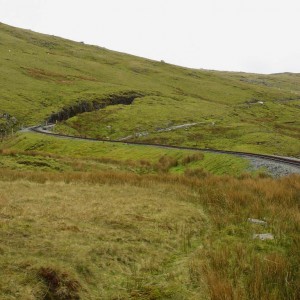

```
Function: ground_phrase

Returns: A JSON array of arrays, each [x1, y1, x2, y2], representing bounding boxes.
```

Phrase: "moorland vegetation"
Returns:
[[0, 23, 299, 299]]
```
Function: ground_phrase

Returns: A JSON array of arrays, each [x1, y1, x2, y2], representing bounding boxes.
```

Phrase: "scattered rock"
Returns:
[[135, 131, 149, 138], [248, 218, 267, 225], [117, 122, 209, 141], [118, 135, 133, 141], [253, 233, 274, 240], [157, 122, 198, 132]]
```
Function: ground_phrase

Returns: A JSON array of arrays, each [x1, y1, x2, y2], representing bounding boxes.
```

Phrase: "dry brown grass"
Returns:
[[181, 153, 204, 165], [0, 175, 206, 299], [38, 267, 81, 299], [190, 175, 300, 300], [0, 169, 299, 299]]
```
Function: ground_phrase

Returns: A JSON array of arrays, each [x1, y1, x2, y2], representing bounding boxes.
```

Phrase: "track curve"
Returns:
[[29, 125, 300, 168]]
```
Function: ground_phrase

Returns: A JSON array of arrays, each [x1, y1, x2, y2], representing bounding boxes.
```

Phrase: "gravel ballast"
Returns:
[[247, 157, 300, 177]]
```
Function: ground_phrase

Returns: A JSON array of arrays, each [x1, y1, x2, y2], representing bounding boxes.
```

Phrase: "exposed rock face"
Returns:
[[47, 91, 143, 123]]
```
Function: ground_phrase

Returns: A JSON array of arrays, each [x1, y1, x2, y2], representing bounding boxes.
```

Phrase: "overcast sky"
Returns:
[[1, 0, 300, 74]]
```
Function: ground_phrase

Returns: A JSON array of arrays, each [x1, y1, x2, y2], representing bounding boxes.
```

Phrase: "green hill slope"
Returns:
[[1, 23, 299, 156], [1, 23, 300, 300]]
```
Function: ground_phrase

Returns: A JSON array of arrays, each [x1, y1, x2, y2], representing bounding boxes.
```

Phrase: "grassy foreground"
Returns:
[[0, 169, 299, 299], [1, 133, 299, 299]]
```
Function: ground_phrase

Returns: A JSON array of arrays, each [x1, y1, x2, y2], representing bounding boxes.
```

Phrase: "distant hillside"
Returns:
[[0, 23, 299, 156]]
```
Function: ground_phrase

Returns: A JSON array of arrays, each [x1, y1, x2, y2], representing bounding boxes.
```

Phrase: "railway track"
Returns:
[[30, 125, 300, 168]]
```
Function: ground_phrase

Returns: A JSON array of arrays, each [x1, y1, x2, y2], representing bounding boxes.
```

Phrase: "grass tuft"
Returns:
[[38, 267, 81, 300]]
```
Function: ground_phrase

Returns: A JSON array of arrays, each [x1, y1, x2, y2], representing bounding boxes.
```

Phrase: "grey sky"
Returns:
[[1, 0, 299, 74]]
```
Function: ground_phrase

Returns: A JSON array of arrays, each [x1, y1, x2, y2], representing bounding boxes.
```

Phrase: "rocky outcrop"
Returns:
[[47, 91, 143, 123]]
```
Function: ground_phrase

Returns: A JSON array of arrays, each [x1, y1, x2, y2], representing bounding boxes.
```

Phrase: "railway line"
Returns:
[[29, 125, 300, 169]]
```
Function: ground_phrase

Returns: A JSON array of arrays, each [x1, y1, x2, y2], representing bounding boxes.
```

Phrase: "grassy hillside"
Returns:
[[0, 22, 299, 156], [1, 22, 300, 299], [0, 132, 251, 176]]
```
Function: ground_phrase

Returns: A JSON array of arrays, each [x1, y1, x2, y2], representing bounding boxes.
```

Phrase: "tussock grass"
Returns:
[[0, 168, 299, 299], [181, 152, 204, 165], [38, 267, 81, 300], [192, 175, 300, 300], [0, 176, 206, 299]]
